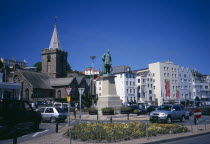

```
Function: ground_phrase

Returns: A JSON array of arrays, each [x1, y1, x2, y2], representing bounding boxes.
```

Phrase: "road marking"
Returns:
[[32, 129, 48, 137], [21, 134, 28, 138]]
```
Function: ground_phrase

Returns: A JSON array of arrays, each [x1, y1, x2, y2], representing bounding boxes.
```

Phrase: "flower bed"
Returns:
[[64, 121, 188, 142], [120, 107, 132, 114]]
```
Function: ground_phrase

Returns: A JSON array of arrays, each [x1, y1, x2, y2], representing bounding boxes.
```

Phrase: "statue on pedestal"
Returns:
[[102, 50, 112, 75]]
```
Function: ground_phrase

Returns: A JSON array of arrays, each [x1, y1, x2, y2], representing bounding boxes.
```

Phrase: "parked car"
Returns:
[[37, 107, 67, 123], [53, 102, 69, 111], [0, 99, 42, 139], [184, 108, 190, 119], [149, 104, 186, 124], [146, 105, 158, 114], [129, 105, 146, 115]]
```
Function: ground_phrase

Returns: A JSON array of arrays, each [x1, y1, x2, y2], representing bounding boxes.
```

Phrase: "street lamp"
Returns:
[[90, 56, 96, 107]]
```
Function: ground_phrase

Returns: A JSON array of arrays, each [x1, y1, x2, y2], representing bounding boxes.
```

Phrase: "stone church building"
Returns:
[[13, 24, 89, 103]]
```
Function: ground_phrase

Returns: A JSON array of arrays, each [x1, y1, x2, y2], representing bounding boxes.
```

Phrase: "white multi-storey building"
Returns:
[[95, 66, 137, 105], [178, 67, 193, 105], [135, 68, 155, 105], [147, 61, 179, 106], [113, 66, 137, 105], [0, 57, 27, 69], [191, 70, 210, 105]]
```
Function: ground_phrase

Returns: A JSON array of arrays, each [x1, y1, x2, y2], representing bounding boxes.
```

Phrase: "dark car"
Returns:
[[146, 105, 158, 114], [0, 99, 42, 139], [129, 105, 146, 115]]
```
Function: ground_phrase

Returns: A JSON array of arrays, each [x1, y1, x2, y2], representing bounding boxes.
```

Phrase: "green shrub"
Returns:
[[102, 107, 114, 113], [120, 107, 132, 112], [88, 107, 98, 113]]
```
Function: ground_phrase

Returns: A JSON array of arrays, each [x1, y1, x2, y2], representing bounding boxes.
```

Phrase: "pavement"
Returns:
[[18, 114, 210, 144]]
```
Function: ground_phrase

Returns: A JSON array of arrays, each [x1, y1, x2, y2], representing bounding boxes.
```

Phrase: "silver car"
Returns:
[[37, 107, 67, 123], [149, 104, 186, 124]]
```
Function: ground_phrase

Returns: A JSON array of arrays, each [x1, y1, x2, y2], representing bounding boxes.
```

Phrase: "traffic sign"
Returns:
[[194, 108, 202, 119], [78, 88, 85, 95], [67, 96, 71, 102], [65, 87, 72, 96]]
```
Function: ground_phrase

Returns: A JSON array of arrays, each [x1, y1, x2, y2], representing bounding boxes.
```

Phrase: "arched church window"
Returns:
[[13, 75, 20, 83], [47, 55, 51, 62], [25, 89, 29, 100], [58, 90, 61, 98]]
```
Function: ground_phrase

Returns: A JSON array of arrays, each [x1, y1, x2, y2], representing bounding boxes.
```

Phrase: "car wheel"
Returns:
[[32, 121, 40, 131], [50, 117, 57, 123], [180, 115, 185, 122], [166, 117, 172, 124]]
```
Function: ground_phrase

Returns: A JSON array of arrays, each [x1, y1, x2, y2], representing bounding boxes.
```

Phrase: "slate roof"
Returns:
[[76, 76, 84, 85], [50, 77, 75, 87], [19, 70, 53, 89], [136, 71, 150, 77], [112, 66, 131, 74], [85, 78, 91, 85]]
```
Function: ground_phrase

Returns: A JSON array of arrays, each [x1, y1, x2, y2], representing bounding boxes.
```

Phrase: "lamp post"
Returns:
[[90, 56, 96, 107]]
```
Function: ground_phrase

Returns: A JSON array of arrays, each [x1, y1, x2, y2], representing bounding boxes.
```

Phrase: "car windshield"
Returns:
[[55, 108, 65, 113], [157, 105, 172, 111], [54, 104, 61, 107]]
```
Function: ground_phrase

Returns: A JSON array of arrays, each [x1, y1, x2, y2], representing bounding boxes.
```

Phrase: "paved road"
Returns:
[[0, 120, 76, 144], [0, 115, 209, 144], [161, 133, 210, 144]]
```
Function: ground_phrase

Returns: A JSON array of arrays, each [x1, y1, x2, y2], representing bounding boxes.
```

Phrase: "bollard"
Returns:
[[205, 120, 207, 131], [56, 122, 58, 133], [194, 118, 197, 125], [74, 110, 76, 119], [69, 128, 72, 144], [127, 113, 129, 120], [13, 128, 17, 144], [191, 124, 193, 133], [110, 117, 112, 123], [146, 123, 148, 140]]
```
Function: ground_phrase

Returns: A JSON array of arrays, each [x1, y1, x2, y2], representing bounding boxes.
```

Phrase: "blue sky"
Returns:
[[0, 0, 210, 74]]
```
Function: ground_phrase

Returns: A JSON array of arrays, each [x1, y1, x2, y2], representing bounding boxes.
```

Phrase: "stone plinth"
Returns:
[[96, 75, 122, 113]]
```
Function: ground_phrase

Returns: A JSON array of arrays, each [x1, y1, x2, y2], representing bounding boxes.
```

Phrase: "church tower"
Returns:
[[42, 24, 68, 78]]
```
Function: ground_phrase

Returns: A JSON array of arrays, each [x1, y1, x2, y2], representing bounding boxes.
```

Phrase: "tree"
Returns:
[[0, 60, 3, 71], [66, 63, 72, 73], [82, 93, 98, 108], [33, 62, 42, 72]]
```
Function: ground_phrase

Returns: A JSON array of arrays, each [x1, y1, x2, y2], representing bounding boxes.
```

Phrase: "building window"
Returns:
[[99, 87, 101, 90], [164, 73, 166, 77], [130, 89, 132, 93], [58, 90, 61, 98], [133, 89, 135, 94], [25, 89, 29, 100], [138, 79, 140, 83], [143, 79, 145, 83], [127, 89, 128, 93], [133, 82, 135, 86], [148, 84, 149, 88], [151, 84, 152, 88], [147, 78, 149, 82], [149, 90, 152, 94], [126, 81, 128, 85], [130, 81, 132, 85]]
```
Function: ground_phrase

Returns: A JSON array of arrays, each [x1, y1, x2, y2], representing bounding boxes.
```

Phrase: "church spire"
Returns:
[[49, 24, 62, 50]]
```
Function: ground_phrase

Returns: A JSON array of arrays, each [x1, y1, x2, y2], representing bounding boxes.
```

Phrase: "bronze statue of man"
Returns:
[[102, 50, 112, 75]]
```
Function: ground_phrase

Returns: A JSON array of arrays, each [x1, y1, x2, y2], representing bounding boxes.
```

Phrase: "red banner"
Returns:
[[165, 79, 170, 96], [176, 88, 180, 100]]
